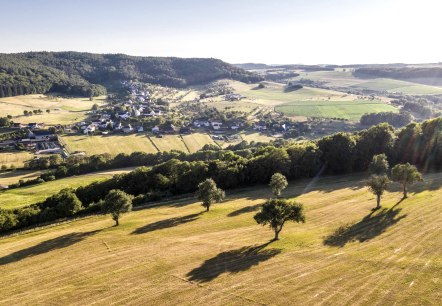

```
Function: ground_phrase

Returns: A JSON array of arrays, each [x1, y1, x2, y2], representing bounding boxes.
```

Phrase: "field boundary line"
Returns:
[[146, 135, 160, 152]]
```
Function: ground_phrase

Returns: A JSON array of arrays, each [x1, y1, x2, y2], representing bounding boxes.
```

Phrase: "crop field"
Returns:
[[201, 97, 260, 113], [150, 135, 189, 153], [182, 133, 217, 153], [61, 134, 158, 155], [0, 168, 134, 210], [0, 95, 106, 125], [0, 151, 34, 168], [275, 99, 398, 121], [295, 71, 442, 95], [0, 172, 440, 304]]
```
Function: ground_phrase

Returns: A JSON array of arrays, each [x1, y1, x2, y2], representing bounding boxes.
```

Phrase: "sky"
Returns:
[[1, 0, 442, 65]]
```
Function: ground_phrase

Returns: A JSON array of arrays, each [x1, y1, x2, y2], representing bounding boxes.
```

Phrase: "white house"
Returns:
[[122, 124, 133, 133], [209, 119, 223, 130], [152, 125, 160, 133]]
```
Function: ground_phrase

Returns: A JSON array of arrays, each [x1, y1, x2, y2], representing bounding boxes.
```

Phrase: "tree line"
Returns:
[[2, 117, 442, 233]]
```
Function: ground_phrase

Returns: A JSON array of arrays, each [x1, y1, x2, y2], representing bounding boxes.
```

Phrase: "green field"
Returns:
[[61, 134, 158, 155], [0, 168, 134, 210], [275, 99, 398, 121], [295, 71, 442, 95], [0, 94, 106, 125], [0, 172, 440, 304]]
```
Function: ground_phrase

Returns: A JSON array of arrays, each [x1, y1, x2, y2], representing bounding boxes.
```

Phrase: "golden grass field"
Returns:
[[0, 94, 106, 126], [0, 172, 440, 304], [61, 134, 158, 155], [0, 151, 34, 168], [182, 133, 217, 153], [62, 133, 216, 156], [0, 170, 42, 186]]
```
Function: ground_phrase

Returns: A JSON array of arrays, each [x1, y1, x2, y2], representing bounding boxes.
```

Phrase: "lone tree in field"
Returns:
[[367, 175, 390, 210], [269, 173, 288, 198], [391, 163, 423, 198], [196, 178, 225, 212], [254, 198, 305, 241], [102, 189, 133, 226], [369, 154, 389, 175]]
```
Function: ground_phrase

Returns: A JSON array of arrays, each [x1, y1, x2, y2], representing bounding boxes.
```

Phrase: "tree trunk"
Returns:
[[403, 183, 408, 198], [274, 228, 279, 241], [376, 194, 381, 209], [206, 204, 210, 212], [115, 218, 119, 226]]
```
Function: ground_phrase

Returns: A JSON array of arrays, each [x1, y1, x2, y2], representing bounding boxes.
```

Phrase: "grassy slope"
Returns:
[[61, 134, 158, 155], [296, 71, 442, 95], [0, 170, 42, 186], [182, 133, 217, 153], [0, 173, 440, 304], [0, 168, 134, 209], [229, 80, 397, 121], [0, 95, 106, 125], [0, 151, 34, 168]]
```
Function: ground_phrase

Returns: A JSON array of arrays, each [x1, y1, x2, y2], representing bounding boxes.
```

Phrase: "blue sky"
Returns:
[[1, 0, 441, 64]]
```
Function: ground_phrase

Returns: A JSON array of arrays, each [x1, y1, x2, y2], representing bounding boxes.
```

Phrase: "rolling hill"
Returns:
[[0, 52, 263, 98], [0, 172, 440, 304]]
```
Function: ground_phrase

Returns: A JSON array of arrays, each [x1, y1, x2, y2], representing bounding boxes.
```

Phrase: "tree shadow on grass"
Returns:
[[227, 204, 262, 217], [131, 212, 202, 235], [323, 207, 407, 248], [186, 242, 281, 282], [0, 230, 101, 266]]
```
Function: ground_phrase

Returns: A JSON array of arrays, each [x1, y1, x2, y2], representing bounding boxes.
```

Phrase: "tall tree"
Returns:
[[391, 163, 423, 198], [269, 173, 288, 198], [102, 189, 133, 226], [254, 198, 305, 241], [367, 175, 390, 209], [196, 178, 225, 212], [368, 154, 389, 175]]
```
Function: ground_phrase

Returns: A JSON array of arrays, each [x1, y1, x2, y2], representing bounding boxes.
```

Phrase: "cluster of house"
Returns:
[[225, 93, 246, 101], [192, 118, 246, 131], [0, 130, 62, 155], [78, 119, 144, 135]]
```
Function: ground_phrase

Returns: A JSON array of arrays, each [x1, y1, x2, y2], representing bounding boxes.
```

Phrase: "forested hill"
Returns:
[[353, 67, 442, 80], [0, 52, 263, 97]]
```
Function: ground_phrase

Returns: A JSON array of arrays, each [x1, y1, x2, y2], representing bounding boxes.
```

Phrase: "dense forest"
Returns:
[[0, 52, 263, 98], [3, 117, 442, 233]]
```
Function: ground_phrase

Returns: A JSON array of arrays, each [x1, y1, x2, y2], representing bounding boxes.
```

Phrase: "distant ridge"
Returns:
[[0, 52, 263, 98]]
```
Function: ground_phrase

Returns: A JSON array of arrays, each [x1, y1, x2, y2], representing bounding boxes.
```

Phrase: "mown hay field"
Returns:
[[0, 95, 106, 125], [0, 151, 34, 168], [0, 173, 440, 304], [61, 134, 158, 155]]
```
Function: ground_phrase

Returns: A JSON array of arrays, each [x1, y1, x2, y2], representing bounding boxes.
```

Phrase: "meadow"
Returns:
[[0, 170, 42, 186], [0, 151, 34, 168], [0, 172, 440, 304], [0, 168, 134, 210], [275, 99, 398, 121], [61, 133, 216, 156], [295, 70, 442, 95], [228, 80, 398, 121], [0, 94, 106, 125], [61, 134, 158, 155]]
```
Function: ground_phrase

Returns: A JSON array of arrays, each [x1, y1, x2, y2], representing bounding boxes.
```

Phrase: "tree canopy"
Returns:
[[254, 198, 305, 241], [196, 178, 225, 212], [102, 189, 133, 226], [391, 163, 423, 198], [367, 175, 390, 209], [269, 173, 288, 197]]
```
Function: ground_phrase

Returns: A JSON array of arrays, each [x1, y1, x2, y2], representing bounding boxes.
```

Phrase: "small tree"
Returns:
[[367, 175, 390, 209], [269, 173, 288, 198], [254, 198, 305, 241], [46, 109, 50, 114], [196, 178, 225, 212], [369, 154, 389, 175], [102, 189, 133, 226], [391, 163, 423, 198], [92, 103, 99, 111]]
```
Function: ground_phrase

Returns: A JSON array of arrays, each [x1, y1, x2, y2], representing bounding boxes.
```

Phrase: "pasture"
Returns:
[[61, 134, 158, 155], [0, 168, 134, 210], [0, 172, 440, 304], [150, 135, 188, 153], [275, 99, 398, 121], [0, 94, 106, 125], [0, 151, 34, 168], [182, 133, 217, 153], [0, 170, 42, 186]]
